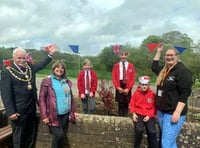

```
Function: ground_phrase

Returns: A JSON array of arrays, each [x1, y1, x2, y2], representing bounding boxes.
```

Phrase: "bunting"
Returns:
[[146, 43, 161, 52], [111, 44, 122, 55], [26, 53, 35, 64], [174, 46, 186, 54], [146, 43, 186, 54], [3, 59, 12, 67], [44, 44, 56, 52], [69, 45, 79, 53]]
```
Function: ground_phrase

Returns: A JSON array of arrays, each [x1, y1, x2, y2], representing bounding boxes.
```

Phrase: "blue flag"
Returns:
[[174, 46, 186, 54], [69, 45, 79, 53]]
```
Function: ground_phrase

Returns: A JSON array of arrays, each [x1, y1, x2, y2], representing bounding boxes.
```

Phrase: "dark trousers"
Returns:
[[134, 114, 158, 148], [118, 102, 129, 116], [49, 113, 69, 148], [11, 111, 38, 148], [81, 95, 95, 114], [115, 81, 131, 117]]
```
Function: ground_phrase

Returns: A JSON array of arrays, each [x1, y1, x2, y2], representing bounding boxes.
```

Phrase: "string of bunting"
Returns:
[[146, 43, 189, 54]]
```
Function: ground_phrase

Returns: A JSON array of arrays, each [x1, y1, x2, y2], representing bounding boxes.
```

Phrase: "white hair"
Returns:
[[13, 47, 27, 58]]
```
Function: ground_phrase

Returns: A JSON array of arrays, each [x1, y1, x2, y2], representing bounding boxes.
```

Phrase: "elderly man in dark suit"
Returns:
[[0, 46, 56, 148]]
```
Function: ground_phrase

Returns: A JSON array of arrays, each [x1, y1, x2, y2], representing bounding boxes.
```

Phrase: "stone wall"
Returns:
[[36, 114, 200, 148]]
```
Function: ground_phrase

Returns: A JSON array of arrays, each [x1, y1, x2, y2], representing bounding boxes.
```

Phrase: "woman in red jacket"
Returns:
[[39, 60, 77, 148], [129, 76, 158, 148]]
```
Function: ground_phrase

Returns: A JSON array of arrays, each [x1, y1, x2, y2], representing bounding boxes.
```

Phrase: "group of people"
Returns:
[[0, 44, 192, 148], [0, 46, 99, 148], [112, 46, 192, 148]]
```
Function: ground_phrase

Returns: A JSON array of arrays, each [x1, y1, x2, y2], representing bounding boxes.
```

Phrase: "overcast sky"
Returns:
[[0, 0, 199, 55]]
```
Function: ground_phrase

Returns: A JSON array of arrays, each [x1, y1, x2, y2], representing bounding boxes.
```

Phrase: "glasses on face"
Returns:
[[165, 54, 177, 57]]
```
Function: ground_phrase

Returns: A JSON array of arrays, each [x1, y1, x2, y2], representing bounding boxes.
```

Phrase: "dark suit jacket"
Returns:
[[0, 55, 52, 116]]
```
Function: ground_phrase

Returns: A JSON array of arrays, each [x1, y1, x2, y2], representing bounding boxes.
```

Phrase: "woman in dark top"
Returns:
[[151, 44, 192, 148]]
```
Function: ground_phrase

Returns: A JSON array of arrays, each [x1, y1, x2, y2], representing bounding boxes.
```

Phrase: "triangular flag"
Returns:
[[44, 44, 56, 52], [111, 44, 122, 55], [3, 59, 12, 67], [174, 46, 186, 54], [26, 53, 35, 64], [146, 43, 161, 52], [69, 45, 79, 53]]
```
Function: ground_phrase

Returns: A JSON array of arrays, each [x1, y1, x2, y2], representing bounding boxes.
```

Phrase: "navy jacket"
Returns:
[[0, 55, 52, 116]]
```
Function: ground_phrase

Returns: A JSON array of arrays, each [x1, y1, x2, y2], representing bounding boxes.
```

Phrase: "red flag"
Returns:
[[111, 44, 122, 55], [3, 59, 12, 67], [146, 43, 161, 52], [44, 44, 56, 52], [26, 53, 35, 64]]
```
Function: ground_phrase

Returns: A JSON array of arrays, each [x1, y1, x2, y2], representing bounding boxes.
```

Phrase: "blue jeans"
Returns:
[[157, 110, 186, 148]]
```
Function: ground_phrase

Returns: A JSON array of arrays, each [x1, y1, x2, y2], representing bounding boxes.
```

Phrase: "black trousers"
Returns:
[[134, 114, 158, 148], [11, 111, 38, 148], [49, 113, 69, 148], [115, 81, 131, 117]]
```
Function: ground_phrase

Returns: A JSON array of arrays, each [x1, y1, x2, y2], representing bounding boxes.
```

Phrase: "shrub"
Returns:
[[97, 80, 114, 115]]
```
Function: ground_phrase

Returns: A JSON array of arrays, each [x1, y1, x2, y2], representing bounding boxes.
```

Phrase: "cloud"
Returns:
[[0, 0, 199, 55]]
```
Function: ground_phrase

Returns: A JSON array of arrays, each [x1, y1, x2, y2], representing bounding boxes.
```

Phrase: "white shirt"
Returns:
[[119, 61, 128, 80]]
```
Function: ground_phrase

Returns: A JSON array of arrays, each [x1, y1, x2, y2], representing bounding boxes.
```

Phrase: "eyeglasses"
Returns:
[[165, 54, 177, 57], [140, 84, 148, 86]]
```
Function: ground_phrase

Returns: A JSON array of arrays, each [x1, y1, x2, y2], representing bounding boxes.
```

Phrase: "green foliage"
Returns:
[[162, 31, 193, 47], [98, 46, 119, 72], [140, 35, 163, 49], [180, 49, 200, 82]]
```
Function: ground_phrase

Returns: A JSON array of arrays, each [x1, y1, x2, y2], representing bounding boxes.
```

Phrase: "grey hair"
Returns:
[[13, 47, 27, 58]]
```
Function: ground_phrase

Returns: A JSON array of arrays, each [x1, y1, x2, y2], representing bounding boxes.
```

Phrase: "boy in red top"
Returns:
[[129, 76, 158, 148], [77, 59, 98, 114], [112, 49, 136, 116]]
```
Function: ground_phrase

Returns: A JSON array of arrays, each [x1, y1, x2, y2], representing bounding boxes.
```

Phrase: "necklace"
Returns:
[[7, 63, 33, 90], [61, 80, 70, 104]]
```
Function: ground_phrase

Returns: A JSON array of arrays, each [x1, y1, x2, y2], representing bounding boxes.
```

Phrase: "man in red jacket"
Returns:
[[112, 49, 136, 116], [129, 76, 158, 148]]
